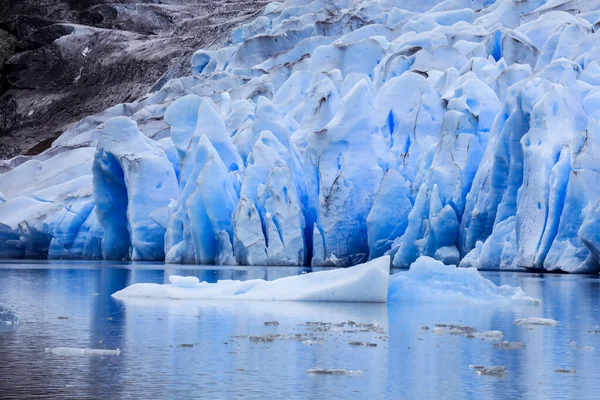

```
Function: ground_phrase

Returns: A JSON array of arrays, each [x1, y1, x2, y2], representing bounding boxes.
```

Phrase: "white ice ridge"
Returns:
[[113, 256, 538, 304], [113, 255, 389, 302], [389, 257, 540, 304], [113, 255, 390, 302], [4, 0, 600, 272]]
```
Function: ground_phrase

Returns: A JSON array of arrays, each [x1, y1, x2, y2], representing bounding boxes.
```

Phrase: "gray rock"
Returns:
[[0, 0, 268, 159]]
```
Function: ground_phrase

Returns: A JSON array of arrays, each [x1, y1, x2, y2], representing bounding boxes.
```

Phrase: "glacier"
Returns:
[[2, 0, 600, 273]]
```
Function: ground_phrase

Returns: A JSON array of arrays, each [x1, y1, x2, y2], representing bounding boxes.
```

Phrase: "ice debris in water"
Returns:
[[5, 0, 600, 275], [514, 317, 558, 327], [470, 366, 507, 377], [431, 324, 503, 339], [474, 331, 504, 340], [113, 256, 390, 302], [249, 334, 279, 343], [302, 339, 322, 346], [348, 341, 377, 347], [569, 340, 594, 351], [307, 369, 363, 375], [493, 341, 526, 349], [45, 347, 121, 356], [433, 324, 477, 336], [0, 304, 19, 325], [388, 257, 539, 304]]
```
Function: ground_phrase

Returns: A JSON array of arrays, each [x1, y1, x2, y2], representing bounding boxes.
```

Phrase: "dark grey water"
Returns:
[[1, 260, 599, 399]]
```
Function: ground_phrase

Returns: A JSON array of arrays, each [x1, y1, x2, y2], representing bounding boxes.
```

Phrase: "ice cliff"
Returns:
[[2, 0, 600, 273]]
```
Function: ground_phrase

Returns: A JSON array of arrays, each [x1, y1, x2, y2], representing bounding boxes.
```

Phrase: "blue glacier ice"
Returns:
[[2, 0, 600, 273]]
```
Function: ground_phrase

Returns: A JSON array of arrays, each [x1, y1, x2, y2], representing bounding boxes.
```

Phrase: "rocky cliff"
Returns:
[[0, 0, 267, 158]]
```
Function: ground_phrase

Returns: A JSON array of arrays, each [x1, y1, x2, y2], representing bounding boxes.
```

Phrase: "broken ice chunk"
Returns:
[[348, 341, 377, 347], [45, 347, 121, 356], [307, 368, 363, 375], [471, 366, 507, 377], [474, 331, 503, 340], [493, 341, 526, 349], [514, 317, 558, 327]]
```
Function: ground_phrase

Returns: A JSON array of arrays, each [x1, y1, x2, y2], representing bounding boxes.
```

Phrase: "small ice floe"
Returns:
[[249, 334, 279, 343], [493, 341, 526, 350], [348, 341, 377, 347], [569, 342, 593, 351], [470, 365, 507, 377], [514, 317, 558, 327], [302, 339, 322, 346], [433, 324, 476, 336], [0, 304, 19, 325], [45, 347, 121, 356], [474, 331, 503, 340], [554, 369, 576, 374], [307, 368, 363, 375], [432, 325, 503, 340]]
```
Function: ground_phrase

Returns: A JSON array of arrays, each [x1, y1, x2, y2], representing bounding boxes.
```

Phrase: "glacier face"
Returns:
[[2, 0, 600, 272]]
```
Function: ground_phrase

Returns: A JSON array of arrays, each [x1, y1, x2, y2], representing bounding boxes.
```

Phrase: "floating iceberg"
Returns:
[[388, 257, 539, 304], [113, 256, 538, 304], [113, 256, 391, 303], [2, 0, 600, 273]]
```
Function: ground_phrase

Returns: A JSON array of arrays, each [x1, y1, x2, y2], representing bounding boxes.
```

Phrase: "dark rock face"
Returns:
[[0, 0, 268, 159]]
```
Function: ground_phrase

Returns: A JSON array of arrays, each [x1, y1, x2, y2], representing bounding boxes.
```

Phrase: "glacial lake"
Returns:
[[1, 261, 600, 399]]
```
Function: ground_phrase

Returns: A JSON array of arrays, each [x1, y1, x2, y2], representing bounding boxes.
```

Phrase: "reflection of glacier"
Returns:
[[2, 0, 600, 272]]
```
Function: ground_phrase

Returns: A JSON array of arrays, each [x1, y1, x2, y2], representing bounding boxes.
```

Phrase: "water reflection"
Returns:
[[0, 261, 600, 399]]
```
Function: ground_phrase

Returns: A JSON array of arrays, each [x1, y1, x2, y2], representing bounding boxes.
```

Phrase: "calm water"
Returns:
[[1, 261, 599, 399]]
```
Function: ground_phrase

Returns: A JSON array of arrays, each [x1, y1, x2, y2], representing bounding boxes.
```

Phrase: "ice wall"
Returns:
[[2, 0, 600, 272]]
